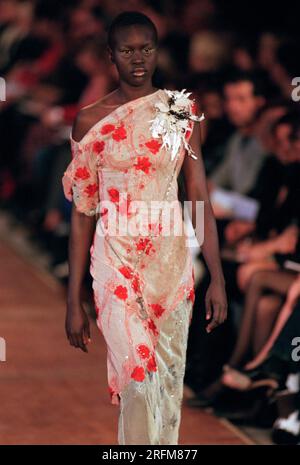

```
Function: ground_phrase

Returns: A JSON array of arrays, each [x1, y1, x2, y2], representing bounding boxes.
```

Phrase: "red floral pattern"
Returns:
[[136, 343, 151, 359], [150, 303, 165, 318], [147, 353, 157, 372], [112, 124, 127, 141], [119, 266, 134, 279], [93, 140, 105, 154], [100, 123, 115, 135], [84, 183, 98, 197], [131, 365, 145, 382], [133, 156, 152, 174], [147, 318, 159, 337], [114, 285, 128, 300], [107, 187, 120, 203], [131, 275, 140, 293], [136, 237, 155, 255], [185, 124, 192, 140], [145, 139, 162, 154], [100, 207, 108, 216], [75, 166, 90, 180]]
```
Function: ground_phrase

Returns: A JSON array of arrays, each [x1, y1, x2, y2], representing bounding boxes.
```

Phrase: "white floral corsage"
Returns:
[[149, 88, 205, 161]]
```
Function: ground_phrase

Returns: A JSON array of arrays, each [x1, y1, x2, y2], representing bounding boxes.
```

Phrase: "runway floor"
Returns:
[[0, 236, 253, 445]]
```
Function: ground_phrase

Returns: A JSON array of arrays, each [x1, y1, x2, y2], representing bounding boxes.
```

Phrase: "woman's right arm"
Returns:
[[64, 109, 100, 352], [65, 188, 96, 353]]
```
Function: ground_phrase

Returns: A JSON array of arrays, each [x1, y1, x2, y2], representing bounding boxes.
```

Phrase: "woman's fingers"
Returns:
[[220, 302, 228, 323], [205, 296, 213, 321], [65, 308, 90, 352], [68, 332, 88, 352], [76, 332, 88, 352], [69, 333, 79, 348], [206, 301, 220, 333], [84, 321, 91, 344], [206, 301, 227, 333]]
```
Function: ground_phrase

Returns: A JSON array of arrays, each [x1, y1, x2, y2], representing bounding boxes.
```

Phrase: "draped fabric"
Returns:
[[62, 89, 197, 443]]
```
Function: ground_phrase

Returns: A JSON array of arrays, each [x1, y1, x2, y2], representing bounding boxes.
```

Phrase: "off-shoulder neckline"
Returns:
[[70, 88, 162, 145]]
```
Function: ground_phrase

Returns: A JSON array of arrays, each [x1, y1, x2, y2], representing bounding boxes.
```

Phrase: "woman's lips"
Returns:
[[132, 68, 147, 77]]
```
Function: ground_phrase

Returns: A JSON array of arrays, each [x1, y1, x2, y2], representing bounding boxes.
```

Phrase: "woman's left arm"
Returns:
[[182, 119, 228, 332]]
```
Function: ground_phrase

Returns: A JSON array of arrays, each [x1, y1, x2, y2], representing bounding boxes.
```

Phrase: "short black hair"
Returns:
[[223, 70, 265, 97], [107, 11, 158, 50]]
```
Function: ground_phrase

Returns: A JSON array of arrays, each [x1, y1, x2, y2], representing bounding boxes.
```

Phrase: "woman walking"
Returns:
[[62, 11, 227, 445]]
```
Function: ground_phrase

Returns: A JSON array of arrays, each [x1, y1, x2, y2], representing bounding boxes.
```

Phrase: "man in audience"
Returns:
[[209, 71, 267, 202]]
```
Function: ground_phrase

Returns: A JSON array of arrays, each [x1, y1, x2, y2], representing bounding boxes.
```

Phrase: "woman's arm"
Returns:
[[65, 206, 96, 352], [182, 119, 228, 332], [64, 111, 98, 353], [236, 224, 299, 261]]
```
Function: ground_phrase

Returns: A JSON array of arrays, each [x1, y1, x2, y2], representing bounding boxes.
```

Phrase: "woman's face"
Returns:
[[109, 25, 158, 87]]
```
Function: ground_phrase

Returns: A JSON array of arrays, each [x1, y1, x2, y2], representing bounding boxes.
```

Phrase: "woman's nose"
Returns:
[[132, 50, 144, 63]]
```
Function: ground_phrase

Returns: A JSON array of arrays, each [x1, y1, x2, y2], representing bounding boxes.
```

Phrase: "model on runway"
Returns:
[[62, 11, 227, 445]]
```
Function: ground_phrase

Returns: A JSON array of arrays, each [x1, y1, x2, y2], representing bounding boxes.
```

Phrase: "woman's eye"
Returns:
[[119, 47, 155, 56], [143, 48, 154, 55]]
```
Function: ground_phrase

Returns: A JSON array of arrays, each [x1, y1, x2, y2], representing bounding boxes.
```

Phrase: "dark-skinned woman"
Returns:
[[62, 11, 227, 445]]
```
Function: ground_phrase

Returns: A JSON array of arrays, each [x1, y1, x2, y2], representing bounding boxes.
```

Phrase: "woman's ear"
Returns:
[[107, 46, 115, 64]]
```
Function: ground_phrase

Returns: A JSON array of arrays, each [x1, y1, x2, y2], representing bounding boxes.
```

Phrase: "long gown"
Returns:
[[62, 88, 199, 444]]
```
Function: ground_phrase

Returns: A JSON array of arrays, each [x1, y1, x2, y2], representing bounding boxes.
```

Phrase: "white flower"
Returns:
[[149, 88, 205, 161]]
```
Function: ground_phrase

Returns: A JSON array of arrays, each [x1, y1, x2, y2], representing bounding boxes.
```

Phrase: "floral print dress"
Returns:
[[62, 89, 198, 426]]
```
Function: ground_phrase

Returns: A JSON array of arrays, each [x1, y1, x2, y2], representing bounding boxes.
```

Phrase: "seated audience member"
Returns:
[[208, 71, 267, 204]]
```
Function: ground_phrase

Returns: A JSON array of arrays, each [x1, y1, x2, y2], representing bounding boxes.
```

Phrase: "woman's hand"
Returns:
[[236, 237, 253, 257], [236, 237, 274, 261], [239, 242, 272, 261], [238, 225, 299, 262], [273, 225, 299, 254], [205, 279, 228, 333], [65, 302, 91, 353], [225, 220, 255, 245]]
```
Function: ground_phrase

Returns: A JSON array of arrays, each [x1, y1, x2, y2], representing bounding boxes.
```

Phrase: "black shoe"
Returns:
[[213, 385, 277, 427], [226, 355, 289, 392]]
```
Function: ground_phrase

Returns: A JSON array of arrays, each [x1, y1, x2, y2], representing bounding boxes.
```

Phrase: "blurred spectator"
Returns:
[[189, 31, 230, 73], [209, 71, 267, 199]]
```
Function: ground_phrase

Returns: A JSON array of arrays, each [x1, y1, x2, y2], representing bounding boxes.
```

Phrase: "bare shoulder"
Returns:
[[72, 90, 120, 143]]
